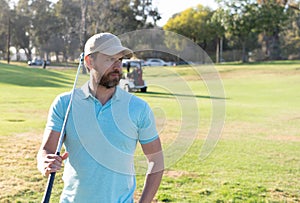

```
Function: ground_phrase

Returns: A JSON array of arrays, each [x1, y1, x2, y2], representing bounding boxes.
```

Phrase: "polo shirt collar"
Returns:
[[80, 81, 122, 101]]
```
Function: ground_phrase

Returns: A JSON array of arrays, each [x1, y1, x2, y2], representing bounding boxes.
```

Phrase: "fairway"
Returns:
[[0, 61, 299, 202]]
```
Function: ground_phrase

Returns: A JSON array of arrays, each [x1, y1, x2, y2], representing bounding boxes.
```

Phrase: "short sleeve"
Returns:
[[45, 92, 71, 132], [138, 103, 159, 144]]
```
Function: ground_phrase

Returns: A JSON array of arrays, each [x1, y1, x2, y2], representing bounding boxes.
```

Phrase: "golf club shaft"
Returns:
[[41, 53, 84, 203]]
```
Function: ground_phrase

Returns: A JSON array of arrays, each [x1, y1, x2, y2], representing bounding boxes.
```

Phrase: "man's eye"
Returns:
[[106, 57, 122, 63]]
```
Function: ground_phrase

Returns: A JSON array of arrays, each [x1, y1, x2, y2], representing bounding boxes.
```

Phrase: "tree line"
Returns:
[[1, 0, 300, 63], [164, 0, 300, 62], [0, 0, 160, 62]]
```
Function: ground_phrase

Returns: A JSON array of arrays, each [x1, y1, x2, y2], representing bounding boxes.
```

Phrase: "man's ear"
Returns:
[[84, 55, 93, 71], [85, 55, 91, 66]]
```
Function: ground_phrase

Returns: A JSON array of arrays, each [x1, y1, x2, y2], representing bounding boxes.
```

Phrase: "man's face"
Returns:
[[90, 53, 123, 89]]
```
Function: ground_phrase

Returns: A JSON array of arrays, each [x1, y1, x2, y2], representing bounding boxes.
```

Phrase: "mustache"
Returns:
[[109, 70, 122, 75]]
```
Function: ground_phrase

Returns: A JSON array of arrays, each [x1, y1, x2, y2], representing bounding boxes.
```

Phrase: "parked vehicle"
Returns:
[[119, 59, 147, 92], [145, 58, 168, 66], [28, 59, 50, 66], [122, 59, 145, 68], [175, 60, 189, 66]]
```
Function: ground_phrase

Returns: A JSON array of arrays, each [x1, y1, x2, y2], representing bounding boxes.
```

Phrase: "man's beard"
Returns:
[[99, 70, 122, 89]]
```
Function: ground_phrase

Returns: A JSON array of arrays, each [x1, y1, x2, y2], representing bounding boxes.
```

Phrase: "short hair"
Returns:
[[84, 52, 98, 72]]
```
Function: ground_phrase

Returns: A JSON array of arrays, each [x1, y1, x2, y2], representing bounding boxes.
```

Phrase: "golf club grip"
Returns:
[[42, 150, 61, 203], [42, 172, 56, 203]]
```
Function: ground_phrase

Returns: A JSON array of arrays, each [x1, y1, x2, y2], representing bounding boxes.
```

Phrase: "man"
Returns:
[[37, 33, 164, 202]]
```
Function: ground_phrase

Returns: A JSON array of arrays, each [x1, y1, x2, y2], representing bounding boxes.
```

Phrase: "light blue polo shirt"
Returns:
[[46, 82, 159, 203]]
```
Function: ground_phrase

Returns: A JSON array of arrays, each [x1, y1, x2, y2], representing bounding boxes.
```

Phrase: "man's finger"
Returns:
[[61, 152, 69, 160]]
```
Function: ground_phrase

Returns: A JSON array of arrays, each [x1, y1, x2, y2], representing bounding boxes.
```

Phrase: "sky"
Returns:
[[153, 0, 219, 26]]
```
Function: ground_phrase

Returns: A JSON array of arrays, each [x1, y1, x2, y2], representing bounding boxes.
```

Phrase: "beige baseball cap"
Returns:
[[84, 33, 133, 57]]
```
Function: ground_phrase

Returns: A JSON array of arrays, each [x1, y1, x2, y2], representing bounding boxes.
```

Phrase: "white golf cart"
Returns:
[[119, 59, 147, 92]]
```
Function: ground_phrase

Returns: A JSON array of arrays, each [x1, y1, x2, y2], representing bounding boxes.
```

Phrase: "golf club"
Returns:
[[41, 53, 84, 203]]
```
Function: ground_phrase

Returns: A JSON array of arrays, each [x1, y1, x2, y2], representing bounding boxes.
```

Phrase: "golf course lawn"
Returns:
[[0, 61, 299, 202]]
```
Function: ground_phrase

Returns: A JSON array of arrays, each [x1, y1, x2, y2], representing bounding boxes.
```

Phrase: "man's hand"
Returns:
[[37, 130, 68, 177], [38, 152, 69, 177]]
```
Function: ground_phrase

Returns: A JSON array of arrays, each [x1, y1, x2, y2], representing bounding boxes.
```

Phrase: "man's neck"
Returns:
[[95, 86, 116, 105]]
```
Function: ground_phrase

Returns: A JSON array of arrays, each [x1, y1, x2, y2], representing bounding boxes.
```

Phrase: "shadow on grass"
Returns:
[[0, 63, 72, 87], [139, 91, 227, 100]]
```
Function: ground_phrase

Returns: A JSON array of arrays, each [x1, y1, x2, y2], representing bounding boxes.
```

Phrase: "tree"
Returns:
[[258, 0, 300, 11], [280, 8, 300, 59], [130, 0, 161, 28], [215, 0, 261, 62], [53, 0, 81, 62], [256, 0, 291, 59], [13, 0, 32, 60], [87, 0, 157, 35], [0, 0, 11, 61], [210, 8, 227, 63], [2, 0, 161, 62], [80, 0, 87, 73], [30, 0, 58, 59], [163, 5, 223, 63], [163, 5, 214, 50]]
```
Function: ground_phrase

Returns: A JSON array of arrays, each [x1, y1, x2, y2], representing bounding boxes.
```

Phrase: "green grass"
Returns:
[[0, 61, 299, 202]]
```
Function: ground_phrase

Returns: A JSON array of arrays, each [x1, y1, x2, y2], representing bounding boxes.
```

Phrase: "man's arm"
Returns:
[[37, 129, 68, 177], [139, 138, 164, 203]]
